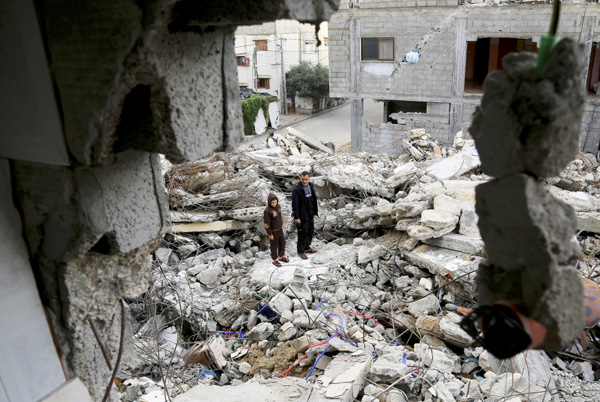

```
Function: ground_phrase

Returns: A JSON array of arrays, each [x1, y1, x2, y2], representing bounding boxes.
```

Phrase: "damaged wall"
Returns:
[[329, 1, 600, 151], [1, 0, 340, 400]]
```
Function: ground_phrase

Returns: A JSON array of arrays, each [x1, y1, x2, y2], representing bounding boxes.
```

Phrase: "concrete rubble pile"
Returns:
[[118, 129, 600, 402]]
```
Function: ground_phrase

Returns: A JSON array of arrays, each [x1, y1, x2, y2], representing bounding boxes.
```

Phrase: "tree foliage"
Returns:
[[286, 61, 329, 99], [241, 94, 276, 136]]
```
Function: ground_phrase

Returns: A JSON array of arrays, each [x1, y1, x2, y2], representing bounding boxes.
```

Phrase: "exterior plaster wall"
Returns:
[[330, 3, 600, 153]]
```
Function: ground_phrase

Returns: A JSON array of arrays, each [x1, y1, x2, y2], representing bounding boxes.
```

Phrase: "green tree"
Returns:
[[286, 61, 329, 99]]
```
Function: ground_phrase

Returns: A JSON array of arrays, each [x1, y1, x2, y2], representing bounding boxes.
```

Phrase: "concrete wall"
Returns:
[[329, 2, 600, 153], [1, 0, 341, 400]]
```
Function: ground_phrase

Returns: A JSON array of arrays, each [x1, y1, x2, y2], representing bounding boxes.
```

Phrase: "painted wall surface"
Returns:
[[329, 2, 600, 152]]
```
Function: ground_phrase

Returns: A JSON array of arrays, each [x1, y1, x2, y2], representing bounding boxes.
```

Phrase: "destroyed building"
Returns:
[[328, 0, 600, 155], [2, 0, 600, 401]]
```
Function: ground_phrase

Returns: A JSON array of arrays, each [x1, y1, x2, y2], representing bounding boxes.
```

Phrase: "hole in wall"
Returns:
[[90, 234, 115, 255], [113, 84, 159, 154]]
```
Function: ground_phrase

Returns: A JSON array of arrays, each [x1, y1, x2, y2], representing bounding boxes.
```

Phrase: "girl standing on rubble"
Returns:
[[264, 193, 289, 267]]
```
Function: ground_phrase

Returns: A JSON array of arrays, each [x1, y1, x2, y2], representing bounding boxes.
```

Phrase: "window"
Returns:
[[323, 37, 328, 47], [236, 56, 250, 67], [304, 41, 316, 54], [465, 37, 538, 93], [254, 40, 268, 51], [257, 78, 270, 89], [587, 42, 600, 94], [361, 38, 394, 61]]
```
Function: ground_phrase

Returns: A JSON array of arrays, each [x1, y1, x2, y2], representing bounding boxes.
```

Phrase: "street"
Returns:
[[278, 99, 383, 149]]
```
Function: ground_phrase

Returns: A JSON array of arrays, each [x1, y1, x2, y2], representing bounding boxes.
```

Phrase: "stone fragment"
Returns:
[[420, 210, 459, 231], [458, 208, 480, 238], [407, 295, 439, 316], [433, 194, 462, 216], [269, 293, 293, 316], [276, 321, 295, 340], [370, 358, 409, 380], [239, 362, 252, 375], [196, 267, 222, 286], [476, 174, 581, 270], [292, 335, 310, 354], [392, 201, 430, 219], [407, 224, 434, 240], [357, 245, 386, 264], [245, 322, 274, 340], [426, 146, 481, 180]]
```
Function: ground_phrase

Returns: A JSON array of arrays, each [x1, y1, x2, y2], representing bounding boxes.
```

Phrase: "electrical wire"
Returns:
[[305, 345, 331, 381]]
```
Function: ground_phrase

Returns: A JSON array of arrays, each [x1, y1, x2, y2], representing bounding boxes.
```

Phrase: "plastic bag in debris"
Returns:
[[257, 303, 281, 323]]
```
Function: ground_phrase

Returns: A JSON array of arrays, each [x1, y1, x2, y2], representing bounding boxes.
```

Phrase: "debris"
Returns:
[[123, 124, 600, 402]]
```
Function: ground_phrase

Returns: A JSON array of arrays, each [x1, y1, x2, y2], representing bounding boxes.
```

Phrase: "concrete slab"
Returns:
[[287, 127, 334, 154], [422, 233, 484, 255], [426, 146, 481, 180], [403, 245, 481, 293]]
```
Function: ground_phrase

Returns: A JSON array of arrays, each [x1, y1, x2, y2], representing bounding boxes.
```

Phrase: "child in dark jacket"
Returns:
[[264, 193, 288, 267]]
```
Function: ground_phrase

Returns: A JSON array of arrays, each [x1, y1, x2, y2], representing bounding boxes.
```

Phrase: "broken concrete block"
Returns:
[[469, 38, 585, 179], [407, 224, 434, 241], [392, 200, 430, 219], [458, 208, 480, 238], [386, 161, 419, 188], [420, 210, 459, 231], [292, 335, 310, 354], [414, 343, 460, 373], [321, 353, 373, 401], [269, 292, 293, 316], [196, 267, 222, 286], [357, 245, 386, 264], [277, 322, 297, 342], [422, 233, 484, 255], [476, 174, 581, 270], [438, 316, 473, 348], [407, 295, 439, 316], [370, 358, 410, 380], [433, 194, 462, 216], [245, 322, 274, 340], [426, 146, 481, 180], [238, 362, 252, 375]]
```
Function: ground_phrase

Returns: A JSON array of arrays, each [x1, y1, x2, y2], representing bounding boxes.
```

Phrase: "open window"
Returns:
[[236, 56, 250, 67], [361, 38, 394, 61], [465, 38, 538, 93], [587, 42, 600, 95]]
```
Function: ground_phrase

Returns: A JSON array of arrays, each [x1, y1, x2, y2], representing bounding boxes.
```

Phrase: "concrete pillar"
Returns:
[[469, 38, 586, 355], [350, 17, 363, 150], [351, 98, 364, 150], [450, 18, 467, 142]]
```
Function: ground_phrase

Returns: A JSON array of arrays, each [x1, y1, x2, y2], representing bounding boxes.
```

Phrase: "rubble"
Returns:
[[119, 127, 600, 402]]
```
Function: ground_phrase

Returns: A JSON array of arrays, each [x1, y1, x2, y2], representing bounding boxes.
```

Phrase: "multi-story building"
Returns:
[[329, 0, 600, 155], [235, 20, 329, 112]]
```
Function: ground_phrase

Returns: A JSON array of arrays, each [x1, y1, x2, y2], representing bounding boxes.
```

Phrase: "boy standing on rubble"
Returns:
[[292, 171, 318, 259], [264, 193, 289, 267]]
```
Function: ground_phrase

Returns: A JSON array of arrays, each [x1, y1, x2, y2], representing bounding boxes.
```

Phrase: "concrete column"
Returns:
[[579, 16, 596, 85], [450, 18, 467, 142], [351, 98, 363, 150], [350, 17, 363, 150]]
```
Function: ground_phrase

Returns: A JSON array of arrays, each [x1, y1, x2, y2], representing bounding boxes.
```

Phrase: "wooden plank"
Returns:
[[172, 220, 250, 233]]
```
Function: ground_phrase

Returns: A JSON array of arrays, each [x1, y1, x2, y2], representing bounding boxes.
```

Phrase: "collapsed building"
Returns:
[[123, 129, 600, 401], [1, 0, 600, 401]]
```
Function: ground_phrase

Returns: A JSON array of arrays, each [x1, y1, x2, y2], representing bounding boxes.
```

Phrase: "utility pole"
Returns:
[[281, 37, 287, 115]]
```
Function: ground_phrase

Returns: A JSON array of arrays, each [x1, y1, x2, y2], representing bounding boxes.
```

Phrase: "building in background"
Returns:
[[235, 20, 329, 113], [329, 0, 600, 154]]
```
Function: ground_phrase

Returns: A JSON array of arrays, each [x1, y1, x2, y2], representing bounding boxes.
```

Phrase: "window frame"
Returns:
[[257, 77, 270, 89], [361, 37, 395, 61], [254, 40, 268, 51], [236, 56, 250, 67]]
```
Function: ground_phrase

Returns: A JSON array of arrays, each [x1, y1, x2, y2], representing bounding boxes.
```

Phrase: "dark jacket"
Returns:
[[291, 181, 318, 221], [263, 193, 283, 236]]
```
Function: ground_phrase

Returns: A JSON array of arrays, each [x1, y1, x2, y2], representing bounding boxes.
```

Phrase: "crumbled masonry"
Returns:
[[121, 130, 600, 401], [470, 38, 586, 352]]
